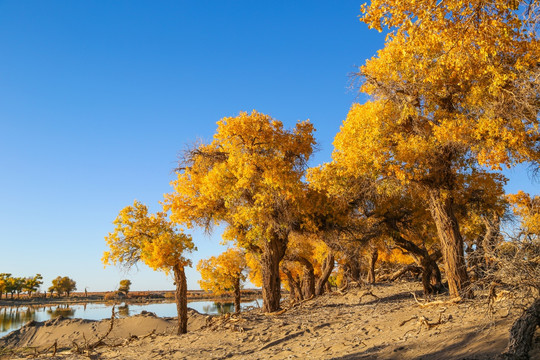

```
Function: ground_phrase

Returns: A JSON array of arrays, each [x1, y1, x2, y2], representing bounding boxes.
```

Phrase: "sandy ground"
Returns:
[[1, 282, 538, 359]]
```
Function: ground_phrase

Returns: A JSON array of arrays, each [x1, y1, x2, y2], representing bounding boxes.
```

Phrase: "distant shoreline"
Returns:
[[0, 289, 263, 307]]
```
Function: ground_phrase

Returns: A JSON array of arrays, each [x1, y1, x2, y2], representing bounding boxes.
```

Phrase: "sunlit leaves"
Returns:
[[103, 200, 195, 275], [166, 110, 315, 250], [197, 248, 248, 295], [358, 0, 540, 171]]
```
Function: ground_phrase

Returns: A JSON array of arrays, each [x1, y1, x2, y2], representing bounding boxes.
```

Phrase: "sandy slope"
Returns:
[[1, 282, 538, 359]]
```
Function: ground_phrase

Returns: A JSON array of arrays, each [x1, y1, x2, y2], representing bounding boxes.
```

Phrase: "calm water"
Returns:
[[0, 299, 261, 338]]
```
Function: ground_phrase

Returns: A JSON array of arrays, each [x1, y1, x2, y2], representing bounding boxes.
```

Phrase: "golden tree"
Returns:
[[282, 233, 334, 299], [197, 248, 248, 313], [103, 200, 195, 334], [166, 111, 315, 312], [342, 0, 540, 298]]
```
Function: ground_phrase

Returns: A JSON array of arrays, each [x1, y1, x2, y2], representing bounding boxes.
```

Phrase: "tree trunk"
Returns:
[[173, 264, 188, 335], [367, 248, 378, 284], [482, 215, 501, 268], [316, 252, 335, 296], [391, 233, 443, 295], [283, 268, 303, 302], [301, 264, 315, 299], [261, 236, 286, 312], [343, 255, 362, 283], [285, 254, 315, 299], [428, 190, 471, 298], [498, 297, 540, 360], [234, 277, 241, 314]]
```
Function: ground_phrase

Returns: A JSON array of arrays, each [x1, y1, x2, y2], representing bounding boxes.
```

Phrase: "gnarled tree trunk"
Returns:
[[391, 233, 443, 295], [261, 236, 286, 312], [316, 251, 335, 295], [498, 297, 540, 360], [173, 264, 188, 335], [367, 248, 378, 284], [428, 189, 471, 298]]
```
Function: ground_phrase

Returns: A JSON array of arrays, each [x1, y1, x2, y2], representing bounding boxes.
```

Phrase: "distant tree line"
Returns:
[[0, 274, 79, 299], [0, 273, 42, 299]]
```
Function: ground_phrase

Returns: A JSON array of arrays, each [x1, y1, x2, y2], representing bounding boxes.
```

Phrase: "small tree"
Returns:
[[61, 277, 77, 297], [118, 279, 132, 295], [0, 273, 11, 300], [197, 248, 248, 313], [50, 276, 77, 297], [103, 200, 195, 334], [23, 274, 43, 296]]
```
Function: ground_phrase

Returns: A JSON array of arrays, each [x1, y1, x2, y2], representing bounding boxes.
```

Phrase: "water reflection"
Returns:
[[0, 299, 260, 339], [46, 305, 75, 318], [1, 307, 36, 333], [117, 304, 130, 317], [202, 302, 235, 315]]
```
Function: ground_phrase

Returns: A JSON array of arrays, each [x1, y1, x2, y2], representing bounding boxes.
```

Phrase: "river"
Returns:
[[0, 299, 261, 338]]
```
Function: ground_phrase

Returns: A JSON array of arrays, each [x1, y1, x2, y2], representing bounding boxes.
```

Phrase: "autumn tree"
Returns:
[[166, 111, 315, 312], [23, 274, 43, 296], [341, 0, 540, 298], [197, 247, 248, 313], [50, 276, 77, 297], [0, 273, 10, 299], [103, 200, 195, 334], [118, 279, 132, 295]]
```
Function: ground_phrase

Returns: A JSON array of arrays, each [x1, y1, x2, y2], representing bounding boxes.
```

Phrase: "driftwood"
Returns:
[[411, 292, 462, 308], [498, 297, 540, 360], [72, 305, 116, 355]]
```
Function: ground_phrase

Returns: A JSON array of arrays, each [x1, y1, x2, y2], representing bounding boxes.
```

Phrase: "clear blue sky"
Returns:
[[0, 1, 536, 292]]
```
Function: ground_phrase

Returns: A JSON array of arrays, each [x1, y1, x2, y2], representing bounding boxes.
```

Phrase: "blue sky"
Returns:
[[0, 1, 537, 292]]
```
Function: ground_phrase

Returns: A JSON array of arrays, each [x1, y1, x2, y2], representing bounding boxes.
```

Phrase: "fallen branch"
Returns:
[[72, 305, 116, 354], [264, 308, 288, 316], [412, 292, 462, 307], [399, 316, 418, 327], [87, 305, 116, 350], [358, 290, 379, 301]]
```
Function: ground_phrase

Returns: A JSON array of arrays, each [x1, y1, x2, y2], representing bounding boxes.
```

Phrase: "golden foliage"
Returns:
[[103, 200, 195, 274], [357, 0, 539, 172], [508, 191, 540, 235], [166, 110, 315, 250], [197, 248, 248, 295]]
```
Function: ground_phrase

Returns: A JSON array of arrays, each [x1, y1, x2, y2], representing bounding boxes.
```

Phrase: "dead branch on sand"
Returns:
[[411, 292, 462, 307], [71, 305, 116, 355]]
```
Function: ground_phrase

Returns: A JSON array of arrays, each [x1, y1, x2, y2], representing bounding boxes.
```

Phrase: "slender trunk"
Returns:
[[261, 235, 286, 312], [285, 254, 315, 298], [428, 190, 471, 298], [482, 215, 501, 269], [324, 282, 331, 293], [316, 252, 335, 296], [367, 248, 378, 284], [234, 277, 241, 314], [283, 268, 303, 302], [173, 264, 188, 335]]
